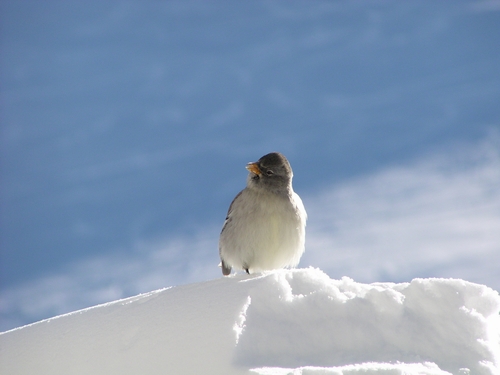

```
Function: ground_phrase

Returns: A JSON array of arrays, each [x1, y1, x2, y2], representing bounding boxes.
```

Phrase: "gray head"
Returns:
[[246, 152, 294, 195]]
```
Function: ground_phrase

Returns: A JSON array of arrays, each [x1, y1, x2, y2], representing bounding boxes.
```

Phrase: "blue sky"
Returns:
[[1, 0, 500, 331]]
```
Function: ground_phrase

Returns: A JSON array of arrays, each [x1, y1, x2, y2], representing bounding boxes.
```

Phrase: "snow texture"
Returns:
[[1, 268, 499, 375]]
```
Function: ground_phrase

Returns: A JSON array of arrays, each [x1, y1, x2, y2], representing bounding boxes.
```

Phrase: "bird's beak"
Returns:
[[246, 162, 262, 176]]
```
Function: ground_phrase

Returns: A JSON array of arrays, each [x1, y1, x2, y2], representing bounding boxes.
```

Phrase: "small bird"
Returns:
[[219, 152, 307, 275]]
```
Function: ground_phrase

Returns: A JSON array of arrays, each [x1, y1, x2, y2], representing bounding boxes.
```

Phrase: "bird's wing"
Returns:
[[220, 189, 244, 235]]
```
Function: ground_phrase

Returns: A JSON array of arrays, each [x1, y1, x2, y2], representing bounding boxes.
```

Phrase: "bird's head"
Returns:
[[246, 152, 293, 195]]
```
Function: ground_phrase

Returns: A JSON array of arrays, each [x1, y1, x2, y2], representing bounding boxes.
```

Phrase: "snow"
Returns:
[[1, 268, 499, 375]]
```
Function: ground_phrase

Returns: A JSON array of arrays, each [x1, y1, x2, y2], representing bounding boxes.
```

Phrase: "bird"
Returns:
[[219, 152, 307, 275]]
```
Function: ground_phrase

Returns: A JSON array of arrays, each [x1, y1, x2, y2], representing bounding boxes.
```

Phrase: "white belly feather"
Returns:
[[219, 188, 306, 273]]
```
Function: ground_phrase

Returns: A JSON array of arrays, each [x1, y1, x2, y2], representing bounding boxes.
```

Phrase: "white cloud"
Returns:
[[302, 132, 500, 288], [0, 232, 221, 332], [1, 132, 499, 331]]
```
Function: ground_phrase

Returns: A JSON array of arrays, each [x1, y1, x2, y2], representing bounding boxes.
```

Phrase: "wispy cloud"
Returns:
[[1, 132, 499, 332], [303, 131, 500, 287], [0, 231, 221, 332]]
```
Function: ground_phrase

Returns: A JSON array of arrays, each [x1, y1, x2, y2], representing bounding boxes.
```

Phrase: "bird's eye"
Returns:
[[266, 170, 274, 176]]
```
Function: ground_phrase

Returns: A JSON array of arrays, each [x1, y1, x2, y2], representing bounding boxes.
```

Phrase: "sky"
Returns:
[[1, 0, 500, 331]]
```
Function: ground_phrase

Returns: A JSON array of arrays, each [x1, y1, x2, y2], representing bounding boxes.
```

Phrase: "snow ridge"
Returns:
[[1, 268, 499, 375]]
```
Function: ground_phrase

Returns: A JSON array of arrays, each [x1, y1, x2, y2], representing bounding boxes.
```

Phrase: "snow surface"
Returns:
[[1, 268, 499, 375]]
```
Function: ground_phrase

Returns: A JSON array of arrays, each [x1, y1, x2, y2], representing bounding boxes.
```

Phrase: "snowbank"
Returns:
[[1, 268, 499, 375]]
